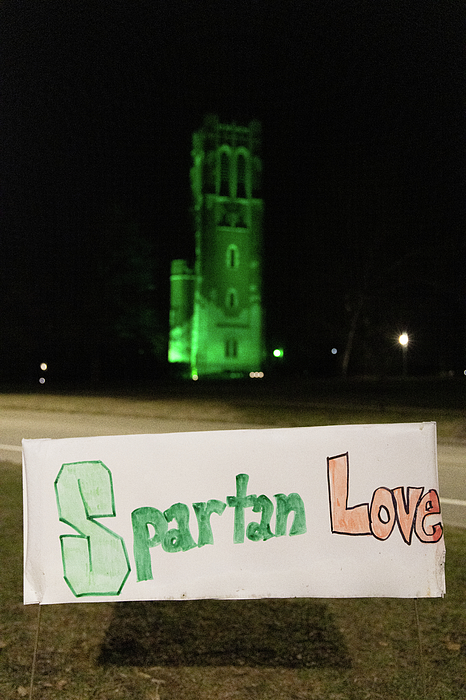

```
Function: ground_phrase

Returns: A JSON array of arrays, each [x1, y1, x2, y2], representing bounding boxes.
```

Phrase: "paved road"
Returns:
[[435, 442, 466, 528], [1, 405, 464, 527]]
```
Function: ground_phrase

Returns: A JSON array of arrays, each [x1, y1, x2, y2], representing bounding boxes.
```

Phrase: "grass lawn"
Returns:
[[0, 377, 465, 439], [1, 386, 465, 698]]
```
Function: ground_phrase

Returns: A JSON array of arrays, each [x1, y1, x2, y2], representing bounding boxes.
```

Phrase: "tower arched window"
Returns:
[[236, 153, 247, 198], [225, 338, 238, 358], [220, 151, 230, 196], [226, 244, 239, 269], [226, 287, 238, 309]]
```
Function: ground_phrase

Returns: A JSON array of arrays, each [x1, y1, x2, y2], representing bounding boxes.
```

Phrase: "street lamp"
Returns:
[[398, 333, 409, 377]]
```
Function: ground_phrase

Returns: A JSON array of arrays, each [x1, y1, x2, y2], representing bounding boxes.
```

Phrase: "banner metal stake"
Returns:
[[29, 604, 42, 700], [414, 598, 427, 700]]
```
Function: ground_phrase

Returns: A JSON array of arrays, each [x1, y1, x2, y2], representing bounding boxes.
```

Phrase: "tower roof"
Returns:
[[194, 115, 261, 153]]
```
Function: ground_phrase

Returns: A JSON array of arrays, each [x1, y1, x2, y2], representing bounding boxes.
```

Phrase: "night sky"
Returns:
[[1, 0, 464, 380]]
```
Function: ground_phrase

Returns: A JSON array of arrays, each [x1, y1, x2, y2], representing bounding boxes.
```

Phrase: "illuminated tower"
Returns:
[[169, 115, 264, 378]]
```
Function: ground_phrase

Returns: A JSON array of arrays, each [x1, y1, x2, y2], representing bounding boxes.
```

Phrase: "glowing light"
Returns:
[[331, 348, 338, 355], [398, 333, 409, 347], [39, 377, 46, 384], [192, 374, 199, 381], [249, 371, 264, 378], [273, 348, 283, 358], [40, 362, 47, 371]]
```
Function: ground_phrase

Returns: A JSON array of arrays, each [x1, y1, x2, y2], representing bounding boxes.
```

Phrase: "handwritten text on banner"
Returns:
[[22, 422, 445, 604]]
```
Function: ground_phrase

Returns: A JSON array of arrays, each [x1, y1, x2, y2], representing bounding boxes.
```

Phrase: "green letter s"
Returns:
[[54, 461, 131, 597]]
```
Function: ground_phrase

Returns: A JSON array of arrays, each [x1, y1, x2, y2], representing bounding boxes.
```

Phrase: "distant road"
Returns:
[[434, 442, 466, 528], [1, 404, 464, 528], [0, 406, 271, 464]]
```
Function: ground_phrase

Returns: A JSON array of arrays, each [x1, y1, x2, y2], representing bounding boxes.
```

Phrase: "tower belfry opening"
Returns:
[[169, 115, 264, 378]]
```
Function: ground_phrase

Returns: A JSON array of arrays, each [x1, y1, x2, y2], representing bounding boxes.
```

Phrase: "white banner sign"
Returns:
[[23, 423, 445, 605]]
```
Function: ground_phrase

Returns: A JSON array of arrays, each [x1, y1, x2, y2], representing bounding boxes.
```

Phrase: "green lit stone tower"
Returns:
[[169, 115, 264, 378]]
